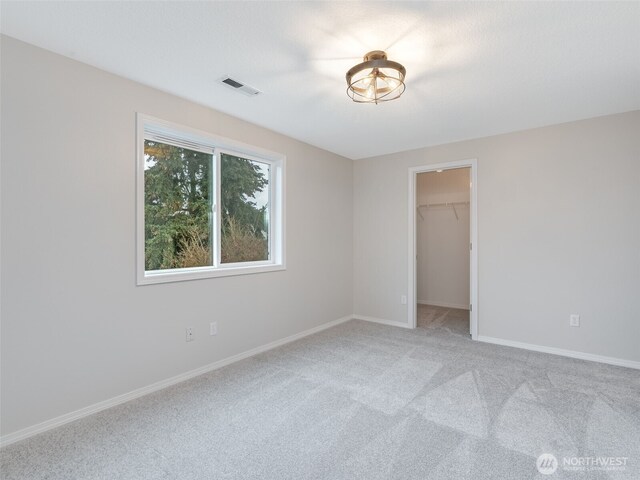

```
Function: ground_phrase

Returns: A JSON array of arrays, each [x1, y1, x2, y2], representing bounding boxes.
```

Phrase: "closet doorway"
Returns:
[[407, 160, 478, 338]]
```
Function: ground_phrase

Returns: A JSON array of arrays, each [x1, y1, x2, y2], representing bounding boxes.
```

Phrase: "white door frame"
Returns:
[[407, 159, 478, 339]]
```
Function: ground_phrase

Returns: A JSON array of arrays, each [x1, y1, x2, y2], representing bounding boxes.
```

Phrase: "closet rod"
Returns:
[[416, 200, 469, 220], [417, 201, 470, 209]]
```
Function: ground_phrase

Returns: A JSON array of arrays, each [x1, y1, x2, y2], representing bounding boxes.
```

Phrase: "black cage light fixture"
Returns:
[[346, 50, 406, 104]]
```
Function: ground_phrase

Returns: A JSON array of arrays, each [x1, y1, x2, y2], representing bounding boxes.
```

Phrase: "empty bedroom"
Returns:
[[1, 1, 639, 479]]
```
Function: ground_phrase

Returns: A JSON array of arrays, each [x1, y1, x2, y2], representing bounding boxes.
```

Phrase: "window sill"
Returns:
[[137, 263, 285, 286]]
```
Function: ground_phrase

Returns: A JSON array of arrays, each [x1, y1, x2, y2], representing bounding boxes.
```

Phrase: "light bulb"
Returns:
[[366, 84, 375, 99], [386, 78, 399, 90]]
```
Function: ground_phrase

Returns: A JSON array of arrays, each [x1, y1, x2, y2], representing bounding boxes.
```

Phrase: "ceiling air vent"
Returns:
[[218, 76, 261, 97]]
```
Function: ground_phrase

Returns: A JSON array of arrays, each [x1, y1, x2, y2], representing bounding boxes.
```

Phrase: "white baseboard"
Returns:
[[0, 315, 353, 448], [417, 300, 469, 310], [353, 314, 412, 329], [477, 335, 640, 370]]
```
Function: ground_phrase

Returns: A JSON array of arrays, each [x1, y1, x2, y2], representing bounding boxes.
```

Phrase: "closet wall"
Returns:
[[416, 168, 470, 309]]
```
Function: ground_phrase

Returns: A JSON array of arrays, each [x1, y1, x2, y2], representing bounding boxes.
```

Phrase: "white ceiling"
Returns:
[[2, 1, 639, 160]]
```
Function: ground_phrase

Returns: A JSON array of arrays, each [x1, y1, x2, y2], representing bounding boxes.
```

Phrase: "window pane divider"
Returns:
[[214, 149, 222, 267]]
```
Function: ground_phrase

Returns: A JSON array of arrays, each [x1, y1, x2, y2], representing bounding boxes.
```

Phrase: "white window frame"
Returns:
[[136, 113, 285, 285]]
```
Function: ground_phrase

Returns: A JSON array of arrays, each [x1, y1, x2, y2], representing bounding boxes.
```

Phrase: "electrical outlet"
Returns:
[[210, 322, 218, 336], [401, 295, 407, 305], [569, 314, 580, 327], [186, 327, 194, 342]]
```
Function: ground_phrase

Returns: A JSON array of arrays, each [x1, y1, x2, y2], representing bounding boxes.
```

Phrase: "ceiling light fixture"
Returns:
[[346, 50, 406, 104]]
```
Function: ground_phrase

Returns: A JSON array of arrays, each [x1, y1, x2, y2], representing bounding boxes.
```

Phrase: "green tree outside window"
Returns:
[[144, 141, 269, 270]]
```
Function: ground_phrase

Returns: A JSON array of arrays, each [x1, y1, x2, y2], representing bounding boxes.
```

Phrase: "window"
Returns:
[[137, 114, 285, 284]]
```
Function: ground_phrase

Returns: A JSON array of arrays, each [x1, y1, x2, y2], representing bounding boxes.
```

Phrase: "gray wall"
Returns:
[[354, 110, 640, 362], [0, 36, 354, 436]]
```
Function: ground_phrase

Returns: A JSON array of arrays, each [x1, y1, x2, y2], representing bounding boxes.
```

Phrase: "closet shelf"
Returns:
[[417, 201, 469, 220]]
